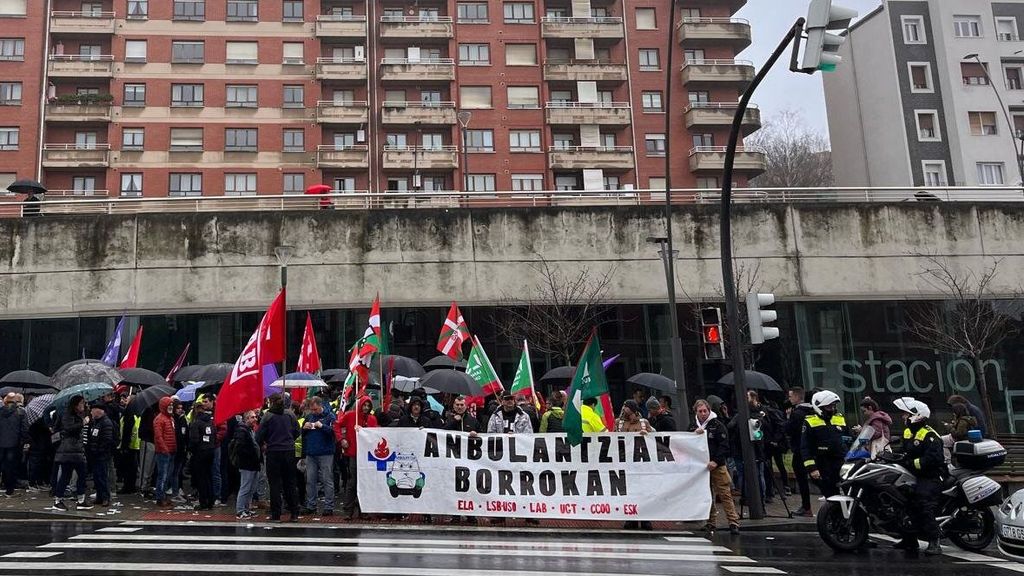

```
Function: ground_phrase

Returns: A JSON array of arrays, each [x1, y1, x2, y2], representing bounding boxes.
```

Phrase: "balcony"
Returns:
[[688, 146, 765, 175], [382, 146, 458, 169], [543, 60, 628, 82], [545, 102, 631, 125], [379, 16, 453, 39], [548, 146, 634, 170], [316, 145, 369, 168], [315, 57, 368, 80], [381, 101, 457, 125], [50, 11, 115, 34], [314, 15, 368, 38], [41, 144, 111, 168], [45, 103, 112, 122], [540, 16, 624, 39], [685, 0, 747, 15], [680, 59, 755, 88], [380, 58, 455, 82], [677, 17, 751, 50], [45, 189, 110, 198], [683, 102, 761, 135], [47, 55, 114, 78], [316, 101, 370, 124]]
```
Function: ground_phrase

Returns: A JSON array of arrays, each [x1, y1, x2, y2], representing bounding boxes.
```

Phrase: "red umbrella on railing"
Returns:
[[304, 184, 333, 210]]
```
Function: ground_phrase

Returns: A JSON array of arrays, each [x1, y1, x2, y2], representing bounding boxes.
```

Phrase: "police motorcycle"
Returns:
[[816, 426, 1005, 552]]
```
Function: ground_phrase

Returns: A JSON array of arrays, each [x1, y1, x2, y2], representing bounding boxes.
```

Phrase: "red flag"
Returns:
[[165, 342, 191, 383], [436, 302, 470, 360], [599, 394, 615, 430], [119, 326, 144, 369], [293, 313, 321, 403], [215, 290, 287, 424]]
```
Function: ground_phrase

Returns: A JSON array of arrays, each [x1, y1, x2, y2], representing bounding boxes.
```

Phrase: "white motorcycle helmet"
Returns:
[[811, 390, 841, 415], [894, 397, 930, 423]]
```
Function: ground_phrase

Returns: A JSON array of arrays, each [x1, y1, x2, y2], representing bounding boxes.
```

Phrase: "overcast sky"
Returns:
[[736, 0, 883, 137]]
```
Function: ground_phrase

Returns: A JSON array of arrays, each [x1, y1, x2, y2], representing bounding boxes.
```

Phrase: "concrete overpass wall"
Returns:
[[0, 202, 1021, 319]]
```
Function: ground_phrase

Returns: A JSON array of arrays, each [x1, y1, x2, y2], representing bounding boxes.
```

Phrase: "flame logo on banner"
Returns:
[[374, 438, 391, 460]]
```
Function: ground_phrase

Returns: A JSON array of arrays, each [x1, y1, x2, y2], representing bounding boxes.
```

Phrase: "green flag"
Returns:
[[563, 332, 609, 446], [466, 337, 503, 397], [509, 340, 538, 409]]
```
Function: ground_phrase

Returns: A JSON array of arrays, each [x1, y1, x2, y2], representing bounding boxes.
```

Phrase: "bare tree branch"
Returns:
[[747, 109, 834, 188]]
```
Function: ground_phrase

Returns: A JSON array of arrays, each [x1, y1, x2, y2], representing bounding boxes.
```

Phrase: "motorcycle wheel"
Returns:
[[948, 507, 995, 552], [816, 500, 869, 552]]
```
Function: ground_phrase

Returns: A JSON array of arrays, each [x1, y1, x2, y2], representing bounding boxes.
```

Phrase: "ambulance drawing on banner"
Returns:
[[367, 437, 426, 498]]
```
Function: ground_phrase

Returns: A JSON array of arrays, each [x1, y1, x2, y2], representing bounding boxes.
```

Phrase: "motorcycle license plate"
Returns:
[[1001, 525, 1024, 540]]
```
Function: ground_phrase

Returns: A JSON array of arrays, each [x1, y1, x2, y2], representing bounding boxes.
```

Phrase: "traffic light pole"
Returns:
[[720, 18, 804, 521]]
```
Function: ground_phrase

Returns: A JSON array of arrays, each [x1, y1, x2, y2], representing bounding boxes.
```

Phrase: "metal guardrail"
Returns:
[[42, 143, 111, 151], [688, 145, 761, 155], [316, 100, 369, 107], [540, 16, 623, 24], [382, 101, 455, 108], [316, 57, 366, 64], [316, 14, 367, 22], [545, 101, 630, 109], [51, 10, 115, 18], [380, 58, 454, 65], [683, 102, 758, 112], [380, 15, 453, 23], [49, 54, 114, 62], [681, 58, 754, 68], [548, 145, 634, 152], [678, 17, 750, 25]]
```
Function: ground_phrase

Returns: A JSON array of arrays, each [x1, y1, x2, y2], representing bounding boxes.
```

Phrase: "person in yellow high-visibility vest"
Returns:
[[580, 397, 606, 433]]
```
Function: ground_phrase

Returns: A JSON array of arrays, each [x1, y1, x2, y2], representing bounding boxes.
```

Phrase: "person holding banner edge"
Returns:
[[692, 398, 740, 536]]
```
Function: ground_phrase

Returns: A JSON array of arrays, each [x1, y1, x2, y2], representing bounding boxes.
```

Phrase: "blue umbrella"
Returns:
[[50, 382, 113, 414], [174, 381, 205, 403], [271, 372, 328, 389]]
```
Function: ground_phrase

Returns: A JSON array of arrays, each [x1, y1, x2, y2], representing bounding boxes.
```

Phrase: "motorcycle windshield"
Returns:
[[845, 426, 874, 461]]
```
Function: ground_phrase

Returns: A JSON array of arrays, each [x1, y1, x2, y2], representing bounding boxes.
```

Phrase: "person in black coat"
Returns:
[[188, 396, 217, 510], [444, 396, 480, 433], [256, 393, 301, 522], [53, 396, 92, 511], [785, 387, 816, 516], [171, 400, 189, 503], [86, 404, 116, 506], [691, 399, 739, 534], [647, 397, 676, 432], [231, 410, 262, 519]]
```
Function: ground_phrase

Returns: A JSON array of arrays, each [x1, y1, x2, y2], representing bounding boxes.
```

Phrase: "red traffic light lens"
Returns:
[[703, 325, 721, 345]]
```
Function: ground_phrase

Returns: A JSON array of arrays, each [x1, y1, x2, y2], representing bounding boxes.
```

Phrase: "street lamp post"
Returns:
[[965, 53, 1024, 187], [646, 236, 688, 429], [457, 111, 472, 191], [274, 244, 293, 377]]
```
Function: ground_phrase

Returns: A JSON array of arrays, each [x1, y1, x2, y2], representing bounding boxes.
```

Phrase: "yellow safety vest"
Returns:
[[129, 415, 141, 450], [295, 417, 305, 457]]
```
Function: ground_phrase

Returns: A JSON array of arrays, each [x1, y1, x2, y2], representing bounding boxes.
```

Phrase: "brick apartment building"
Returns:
[[0, 0, 763, 197]]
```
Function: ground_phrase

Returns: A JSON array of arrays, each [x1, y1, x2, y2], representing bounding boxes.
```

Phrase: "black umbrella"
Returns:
[[716, 370, 782, 392], [626, 373, 677, 393], [6, 179, 46, 196], [382, 355, 426, 378], [540, 366, 576, 385], [197, 363, 234, 384], [119, 367, 168, 388], [173, 364, 205, 383], [423, 355, 467, 371], [126, 384, 176, 418], [51, 360, 123, 390], [321, 368, 346, 379], [0, 370, 54, 390], [419, 369, 482, 396], [326, 369, 350, 384]]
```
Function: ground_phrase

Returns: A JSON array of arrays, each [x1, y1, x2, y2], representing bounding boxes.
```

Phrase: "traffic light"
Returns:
[[746, 293, 780, 345], [801, 0, 858, 72], [700, 307, 725, 360]]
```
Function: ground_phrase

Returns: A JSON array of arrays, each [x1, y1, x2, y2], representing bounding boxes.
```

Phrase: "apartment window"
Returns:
[[922, 161, 947, 187], [688, 91, 710, 104], [225, 85, 257, 108], [173, 0, 204, 21], [639, 49, 660, 70], [72, 177, 96, 195], [169, 128, 203, 151], [0, 39, 24, 61], [507, 86, 539, 109], [225, 128, 257, 152], [421, 90, 441, 105], [915, 110, 940, 141], [901, 15, 925, 44], [225, 173, 257, 195], [421, 133, 443, 149], [225, 41, 258, 64], [334, 133, 356, 149], [977, 162, 1005, 185], [460, 86, 492, 108], [0, 0, 25, 15], [511, 174, 543, 191], [283, 173, 304, 194], [503, 2, 534, 23], [684, 48, 705, 61], [696, 177, 719, 189], [509, 130, 541, 152], [505, 44, 536, 66], [648, 176, 666, 190], [124, 40, 147, 63], [641, 91, 663, 112], [0, 82, 20, 105], [464, 129, 494, 152], [459, 44, 490, 66], [384, 133, 405, 147], [172, 41, 204, 63], [283, 42, 304, 64], [554, 175, 577, 190], [457, 2, 488, 23], [283, 0, 303, 22], [635, 8, 656, 30], [120, 173, 143, 197], [226, 0, 257, 21], [466, 174, 495, 192], [333, 177, 356, 191], [283, 85, 304, 108], [953, 15, 982, 38], [171, 84, 204, 107], [996, 17, 1019, 42], [680, 8, 700, 18], [0, 128, 18, 150], [422, 176, 447, 191], [121, 128, 144, 150], [1006, 65, 1024, 90], [283, 129, 304, 152], [603, 176, 620, 190], [127, 0, 147, 19], [645, 133, 665, 156], [961, 61, 990, 85], [969, 111, 998, 135], [693, 133, 713, 147], [907, 62, 932, 92], [169, 173, 202, 196], [123, 84, 146, 107]]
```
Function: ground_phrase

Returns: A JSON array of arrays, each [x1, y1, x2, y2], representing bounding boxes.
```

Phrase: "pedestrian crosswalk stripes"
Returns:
[[0, 552, 63, 559], [0, 562, 729, 575], [721, 568, 787, 574]]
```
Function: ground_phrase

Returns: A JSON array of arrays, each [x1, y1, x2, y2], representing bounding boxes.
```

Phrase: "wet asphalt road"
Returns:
[[0, 520, 1015, 575]]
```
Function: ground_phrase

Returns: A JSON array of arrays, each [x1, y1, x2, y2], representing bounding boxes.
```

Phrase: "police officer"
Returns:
[[893, 397, 944, 555], [799, 391, 850, 498]]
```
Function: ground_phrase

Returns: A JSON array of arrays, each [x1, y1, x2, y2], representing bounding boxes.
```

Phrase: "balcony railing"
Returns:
[[381, 101, 457, 124], [543, 59, 628, 81], [540, 15, 624, 38], [677, 17, 751, 48], [683, 102, 761, 132], [688, 145, 765, 173], [315, 56, 368, 79], [50, 10, 116, 34], [47, 54, 115, 76], [379, 58, 455, 81], [41, 143, 111, 166], [315, 144, 369, 168], [315, 100, 370, 123], [680, 59, 755, 86], [379, 15, 453, 37], [314, 14, 368, 37]]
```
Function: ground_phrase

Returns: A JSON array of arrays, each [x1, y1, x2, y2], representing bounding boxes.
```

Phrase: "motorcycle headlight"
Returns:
[[840, 463, 854, 478], [1002, 500, 1014, 516]]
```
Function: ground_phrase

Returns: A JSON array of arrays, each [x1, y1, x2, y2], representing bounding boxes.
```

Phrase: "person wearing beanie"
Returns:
[[615, 399, 654, 434], [85, 402, 116, 507], [256, 393, 301, 522], [647, 396, 676, 432]]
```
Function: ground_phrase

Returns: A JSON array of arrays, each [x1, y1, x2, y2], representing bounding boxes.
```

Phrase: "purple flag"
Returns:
[[100, 315, 127, 366], [262, 363, 280, 399], [602, 354, 620, 371]]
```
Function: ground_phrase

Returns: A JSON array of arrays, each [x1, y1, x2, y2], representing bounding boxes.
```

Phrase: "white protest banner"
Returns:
[[357, 428, 711, 521]]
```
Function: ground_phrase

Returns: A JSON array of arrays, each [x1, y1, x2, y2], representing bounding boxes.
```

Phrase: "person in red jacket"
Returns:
[[153, 396, 177, 508], [335, 395, 376, 520]]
